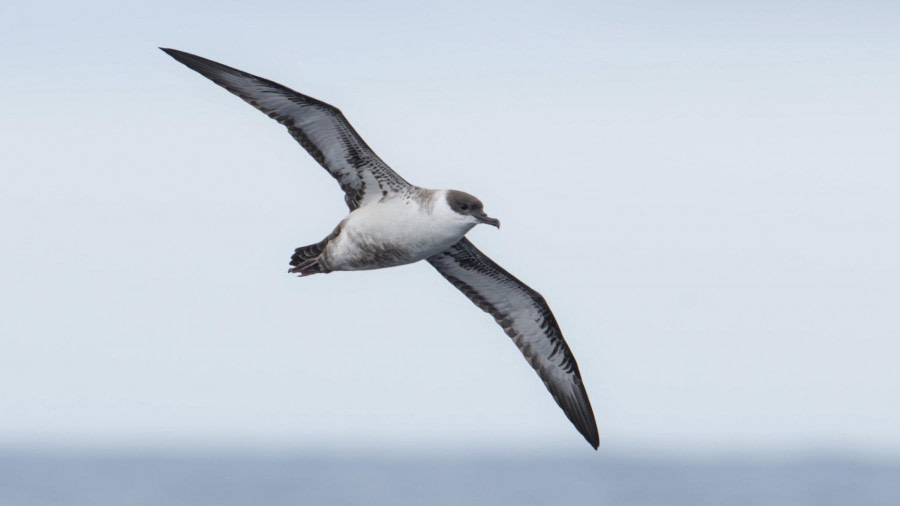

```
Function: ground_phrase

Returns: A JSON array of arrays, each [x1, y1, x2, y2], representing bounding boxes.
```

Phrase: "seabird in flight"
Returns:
[[161, 48, 600, 449]]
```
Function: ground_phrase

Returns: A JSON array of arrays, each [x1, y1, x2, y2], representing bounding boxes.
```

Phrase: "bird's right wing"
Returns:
[[161, 48, 411, 210], [427, 238, 599, 449]]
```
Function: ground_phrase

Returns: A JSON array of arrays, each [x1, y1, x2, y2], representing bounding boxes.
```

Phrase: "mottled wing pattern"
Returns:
[[427, 239, 599, 449], [161, 48, 410, 209]]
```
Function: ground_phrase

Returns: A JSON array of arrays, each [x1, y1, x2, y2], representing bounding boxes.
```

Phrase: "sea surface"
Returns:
[[1, 451, 897, 505]]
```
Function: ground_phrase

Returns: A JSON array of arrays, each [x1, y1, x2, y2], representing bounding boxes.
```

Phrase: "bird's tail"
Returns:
[[288, 257, 324, 276], [288, 230, 340, 276]]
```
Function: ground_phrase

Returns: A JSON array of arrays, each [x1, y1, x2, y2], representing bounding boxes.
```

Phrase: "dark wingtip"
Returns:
[[159, 47, 199, 68], [159, 47, 199, 65], [579, 414, 600, 450], [588, 433, 600, 451], [571, 388, 600, 450], [158, 47, 255, 86]]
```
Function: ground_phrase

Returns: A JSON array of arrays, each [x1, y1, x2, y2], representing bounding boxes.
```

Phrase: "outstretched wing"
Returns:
[[427, 239, 599, 449], [161, 48, 411, 210]]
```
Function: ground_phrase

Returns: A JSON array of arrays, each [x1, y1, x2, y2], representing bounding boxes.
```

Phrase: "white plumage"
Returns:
[[326, 190, 479, 271]]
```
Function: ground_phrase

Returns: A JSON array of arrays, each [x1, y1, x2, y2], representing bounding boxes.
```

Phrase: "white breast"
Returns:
[[323, 190, 475, 271]]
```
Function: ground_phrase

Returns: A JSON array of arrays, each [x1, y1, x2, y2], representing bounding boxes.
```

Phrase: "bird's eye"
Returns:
[[460, 204, 469, 210]]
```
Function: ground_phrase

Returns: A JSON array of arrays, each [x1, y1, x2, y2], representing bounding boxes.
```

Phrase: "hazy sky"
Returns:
[[1, 1, 899, 455]]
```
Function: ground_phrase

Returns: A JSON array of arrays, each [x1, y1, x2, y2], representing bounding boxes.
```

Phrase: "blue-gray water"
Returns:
[[1, 451, 897, 505]]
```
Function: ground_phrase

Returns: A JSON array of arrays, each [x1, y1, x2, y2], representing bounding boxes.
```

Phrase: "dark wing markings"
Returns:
[[161, 48, 410, 209], [428, 238, 599, 449]]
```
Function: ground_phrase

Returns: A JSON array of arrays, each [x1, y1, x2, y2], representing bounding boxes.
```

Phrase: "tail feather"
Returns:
[[288, 226, 341, 276], [290, 243, 326, 267], [288, 257, 323, 276]]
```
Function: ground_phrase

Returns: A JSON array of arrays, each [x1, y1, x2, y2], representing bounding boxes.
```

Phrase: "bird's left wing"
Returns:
[[161, 48, 411, 210], [427, 239, 599, 449]]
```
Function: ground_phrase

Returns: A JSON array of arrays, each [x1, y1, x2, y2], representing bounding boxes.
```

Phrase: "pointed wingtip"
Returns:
[[582, 424, 600, 450], [159, 47, 189, 64], [159, 47, 189, 61], [568, 387, 600, 451], [579, 408, 600, 451], [159, 48, 205, 67]]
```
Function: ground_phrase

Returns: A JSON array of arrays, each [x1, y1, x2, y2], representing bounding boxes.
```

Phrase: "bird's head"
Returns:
[[445, 190, 501, 229]]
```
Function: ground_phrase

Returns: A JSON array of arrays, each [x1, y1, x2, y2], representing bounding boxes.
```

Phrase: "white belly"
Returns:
[[323, 194, 474, 271]]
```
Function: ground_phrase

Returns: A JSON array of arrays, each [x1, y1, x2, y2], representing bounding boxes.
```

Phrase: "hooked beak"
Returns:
[[474, 212, 501, 229]]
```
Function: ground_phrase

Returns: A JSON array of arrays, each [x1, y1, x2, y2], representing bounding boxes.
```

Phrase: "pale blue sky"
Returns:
[[1, 1, 899, 455]]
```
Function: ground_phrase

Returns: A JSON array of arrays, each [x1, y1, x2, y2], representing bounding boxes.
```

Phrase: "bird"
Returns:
[[161, 48, 600, 450]]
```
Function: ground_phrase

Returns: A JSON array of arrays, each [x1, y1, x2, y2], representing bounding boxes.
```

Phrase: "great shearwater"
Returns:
[[162, 48, 600, 449]]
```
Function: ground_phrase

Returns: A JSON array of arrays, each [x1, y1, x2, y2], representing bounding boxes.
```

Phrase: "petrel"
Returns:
[[162, 48, 600, 449]]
